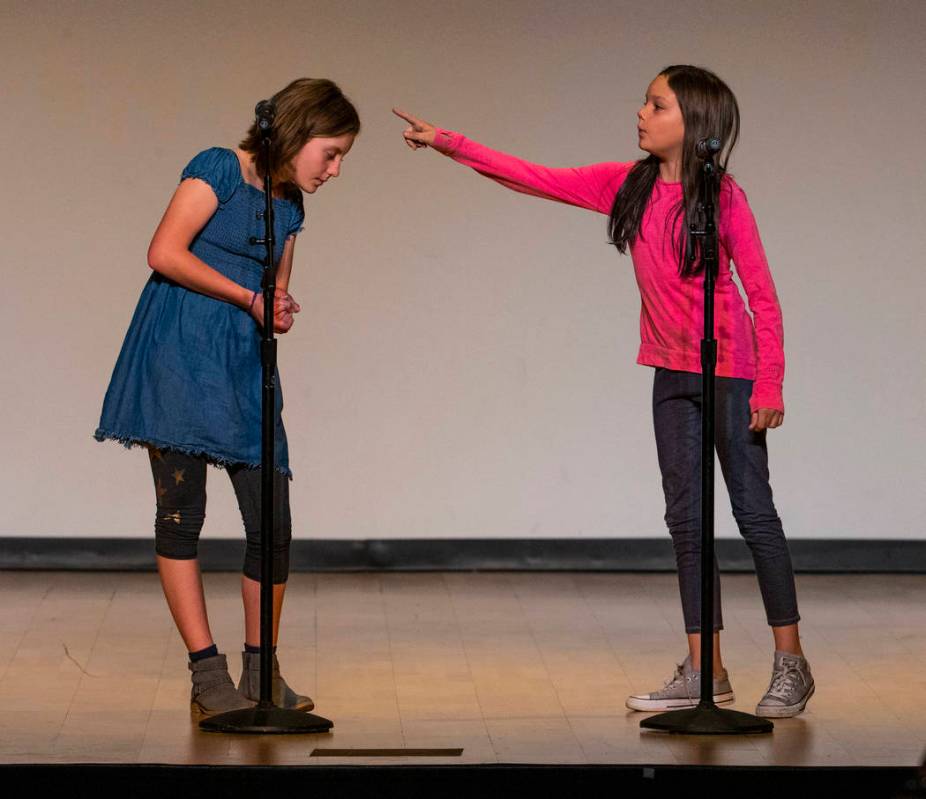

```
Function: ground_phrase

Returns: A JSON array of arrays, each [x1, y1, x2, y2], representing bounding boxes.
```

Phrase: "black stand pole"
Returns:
[[201, 106, 332, 734], [641, 144, 773, 735]]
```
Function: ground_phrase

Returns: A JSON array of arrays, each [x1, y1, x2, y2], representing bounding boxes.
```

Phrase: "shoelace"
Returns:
[[662, 663, 685, 688], [767, 660, 804, 699], [655, 663, 695, 698]]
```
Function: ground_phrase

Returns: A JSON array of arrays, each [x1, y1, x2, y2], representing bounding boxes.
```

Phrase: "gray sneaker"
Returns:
[[756, 650, 814, 718], [189, 653, 256, 719], [237, 651, 315, 712], [626, 655, 735, 711]]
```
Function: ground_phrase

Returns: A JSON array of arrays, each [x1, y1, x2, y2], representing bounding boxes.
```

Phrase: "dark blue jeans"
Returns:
[[652, 368, 800, 633]]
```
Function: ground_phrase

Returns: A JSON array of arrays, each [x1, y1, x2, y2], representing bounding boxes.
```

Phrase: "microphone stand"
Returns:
[[640, 144, 773, 735], [201, 107, 333, 734]]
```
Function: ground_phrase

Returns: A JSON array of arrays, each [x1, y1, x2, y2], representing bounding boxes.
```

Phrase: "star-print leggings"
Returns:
[[148, 447, 292, 583]]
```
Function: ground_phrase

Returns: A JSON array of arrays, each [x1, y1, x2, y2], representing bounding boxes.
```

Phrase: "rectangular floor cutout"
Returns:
[[310, 748, 464, 757]]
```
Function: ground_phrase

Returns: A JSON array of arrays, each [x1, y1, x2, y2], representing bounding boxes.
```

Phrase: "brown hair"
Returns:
[[239, 78, 361, 192], [608, 65, 740, 276]]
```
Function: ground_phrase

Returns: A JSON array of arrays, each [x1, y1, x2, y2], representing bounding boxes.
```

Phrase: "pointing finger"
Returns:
[[392, 107, 422, 127]]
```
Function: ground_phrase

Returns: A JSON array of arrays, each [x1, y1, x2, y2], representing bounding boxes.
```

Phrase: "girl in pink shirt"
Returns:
[[394, 65, 813, 718]]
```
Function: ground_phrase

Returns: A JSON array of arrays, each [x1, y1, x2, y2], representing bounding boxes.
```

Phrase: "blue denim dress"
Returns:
[[94, 148, 304, 477]]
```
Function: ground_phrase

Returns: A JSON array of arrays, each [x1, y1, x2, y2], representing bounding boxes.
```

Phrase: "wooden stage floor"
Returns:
[[1, 570, 924, 767]]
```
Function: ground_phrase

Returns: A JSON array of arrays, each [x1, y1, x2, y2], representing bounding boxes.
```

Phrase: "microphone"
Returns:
[[695, 137, 722, 159], [254, 99, 276, 132]]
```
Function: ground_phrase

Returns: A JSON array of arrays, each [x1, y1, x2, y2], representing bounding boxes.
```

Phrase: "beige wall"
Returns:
[[2, 0, 924, 541]]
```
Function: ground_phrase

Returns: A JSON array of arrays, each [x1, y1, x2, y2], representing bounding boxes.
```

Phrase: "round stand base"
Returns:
[[640, 704, 773, 735], [199, 706, 333, 734]]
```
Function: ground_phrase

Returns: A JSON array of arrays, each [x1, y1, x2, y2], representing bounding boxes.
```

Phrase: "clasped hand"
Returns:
[[249, 288, 301, 334]]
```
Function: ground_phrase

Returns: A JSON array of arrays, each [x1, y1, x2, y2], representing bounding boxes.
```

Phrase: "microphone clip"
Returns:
[[255, 100, 276, 133], [695, 137, 722, 160]]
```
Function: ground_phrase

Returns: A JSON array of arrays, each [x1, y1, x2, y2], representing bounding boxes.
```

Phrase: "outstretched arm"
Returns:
[[393, 108, 628, 214]]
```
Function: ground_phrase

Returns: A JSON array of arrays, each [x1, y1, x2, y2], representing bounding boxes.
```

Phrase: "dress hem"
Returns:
[[92, 428, 293, 479]]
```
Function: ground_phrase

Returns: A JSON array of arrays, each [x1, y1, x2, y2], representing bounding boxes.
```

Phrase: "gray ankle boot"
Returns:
[[189, 653, 256, 718], [237, 651, 314, 711]]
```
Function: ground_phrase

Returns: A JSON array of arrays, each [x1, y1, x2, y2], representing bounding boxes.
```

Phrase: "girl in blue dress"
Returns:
[[95, 78, 359, 718]]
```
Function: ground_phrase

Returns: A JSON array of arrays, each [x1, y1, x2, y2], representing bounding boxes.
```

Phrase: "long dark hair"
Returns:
[[608, 65, 739, 276], [239, 78, 360, 196]]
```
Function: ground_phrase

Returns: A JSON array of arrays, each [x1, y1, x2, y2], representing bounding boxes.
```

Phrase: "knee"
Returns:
[[154, 504, 206, 559], [666, 516, 699, 546], [243, 518, 292, 584], [243, 514, 292, 553], [732, 508, 783, 539]]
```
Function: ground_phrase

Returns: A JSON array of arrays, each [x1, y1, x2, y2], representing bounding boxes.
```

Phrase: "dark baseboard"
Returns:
[[0, 763, 918, 798], [1, 537, 925, 573]]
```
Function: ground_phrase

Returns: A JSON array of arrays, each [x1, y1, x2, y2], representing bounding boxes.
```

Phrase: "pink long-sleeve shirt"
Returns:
[[431, 128, 785, 413]]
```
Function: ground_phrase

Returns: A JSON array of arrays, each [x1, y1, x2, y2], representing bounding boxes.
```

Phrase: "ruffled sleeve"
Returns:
[[180, 147, 241, 205]]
